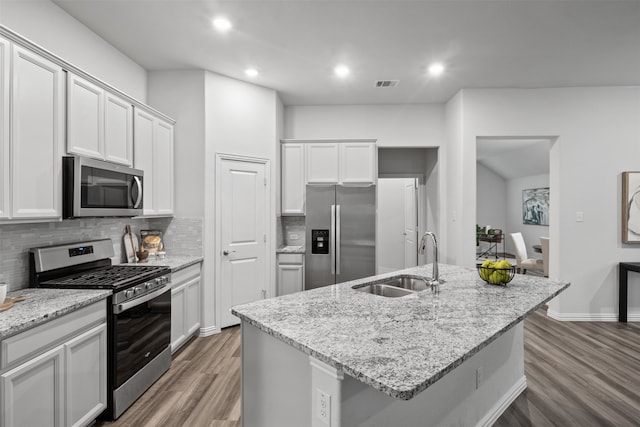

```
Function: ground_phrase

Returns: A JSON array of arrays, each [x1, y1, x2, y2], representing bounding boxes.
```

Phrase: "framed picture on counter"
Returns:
[[141, 230, 164, 253]]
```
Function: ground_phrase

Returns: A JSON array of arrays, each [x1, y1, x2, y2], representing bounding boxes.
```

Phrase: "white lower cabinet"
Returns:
[[171, 263, 202, 353], [277, 253, 305, 296], [0, 301, 107, 427]]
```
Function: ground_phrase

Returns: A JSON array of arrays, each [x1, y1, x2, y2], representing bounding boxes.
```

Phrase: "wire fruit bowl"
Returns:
[[476, 265, 516, 286]]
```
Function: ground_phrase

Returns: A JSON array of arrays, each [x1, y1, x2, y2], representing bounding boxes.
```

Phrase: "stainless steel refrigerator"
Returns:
[[305, 185, 376, 290]]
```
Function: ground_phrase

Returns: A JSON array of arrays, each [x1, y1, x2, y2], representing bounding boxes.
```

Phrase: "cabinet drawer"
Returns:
[[1, 301, 106, 370], [278, 254, 304, 264], [172, 262, 201, 286]]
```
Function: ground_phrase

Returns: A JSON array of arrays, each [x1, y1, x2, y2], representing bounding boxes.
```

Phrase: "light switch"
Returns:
[[576, 211, 584, 222]]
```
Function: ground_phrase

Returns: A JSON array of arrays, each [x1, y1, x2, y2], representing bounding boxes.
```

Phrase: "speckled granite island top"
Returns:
[[0, 288, 111, 339], [232, 263, 569, 400]]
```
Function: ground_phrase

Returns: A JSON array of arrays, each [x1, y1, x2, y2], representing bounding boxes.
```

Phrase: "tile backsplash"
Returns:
[[0, 216, 202, 292], [281, 216, 305, 247]]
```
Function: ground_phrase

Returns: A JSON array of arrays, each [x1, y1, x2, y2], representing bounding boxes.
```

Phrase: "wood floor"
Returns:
[[97, 309, 640, 427]]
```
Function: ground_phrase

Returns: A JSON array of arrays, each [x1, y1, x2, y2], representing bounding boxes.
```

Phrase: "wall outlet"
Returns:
[[475, 367, 483, 389], [576, 211, 584, 222], [289, 233, 299, 240], [316, 389, 331, 425]]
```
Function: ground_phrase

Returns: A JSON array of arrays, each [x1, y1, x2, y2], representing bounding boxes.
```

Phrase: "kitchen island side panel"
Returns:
[[242, 322, 311, 427]]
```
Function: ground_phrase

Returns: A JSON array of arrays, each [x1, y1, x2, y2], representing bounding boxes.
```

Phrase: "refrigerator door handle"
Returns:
[[331, 204, 336, 275], [336, 204, 341, 275]]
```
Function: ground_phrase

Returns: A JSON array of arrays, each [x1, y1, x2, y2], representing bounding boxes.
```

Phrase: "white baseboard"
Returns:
[[199, 325, 220, 336], [477, 375, 527, 427], [546, 309, 620, 322]]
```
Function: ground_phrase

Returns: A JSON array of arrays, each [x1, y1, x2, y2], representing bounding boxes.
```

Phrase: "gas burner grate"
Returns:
[[40, 265, 169, 289]]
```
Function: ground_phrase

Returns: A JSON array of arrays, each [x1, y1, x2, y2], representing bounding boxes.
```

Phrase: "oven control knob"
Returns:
[[145, 282, 153, 290], [125, 289, 134, 298], [134, 286, 142, 295]]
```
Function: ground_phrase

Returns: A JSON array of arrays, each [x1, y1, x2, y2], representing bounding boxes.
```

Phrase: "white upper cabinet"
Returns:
[[306, 142, 339, 183], [67, 72, 133, 166], [11, 45, 65, 219], [67, 73, 104, 159], [0, 36, 9, 219], [104, 92, 133, 166], [134, 108, 174, 216], [281, 143, 306, 215], [339, 142, 376, 184]]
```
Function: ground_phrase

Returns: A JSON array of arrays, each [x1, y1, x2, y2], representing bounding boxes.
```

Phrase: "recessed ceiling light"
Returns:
[[213, 17, 232, 32], [334, 65, 350, 78], [245, 68, 259, 77], [428, 62, 445, 77]]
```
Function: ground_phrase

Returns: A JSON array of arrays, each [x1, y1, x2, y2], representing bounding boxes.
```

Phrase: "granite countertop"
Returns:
[[0, 288, 112, 340], [121, 255, 203, 271], [232, 263, 570, 400], [276, 245, 305, 254]]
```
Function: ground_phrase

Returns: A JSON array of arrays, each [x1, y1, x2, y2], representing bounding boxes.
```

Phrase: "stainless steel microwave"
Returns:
[[63, 156, 143, 218]]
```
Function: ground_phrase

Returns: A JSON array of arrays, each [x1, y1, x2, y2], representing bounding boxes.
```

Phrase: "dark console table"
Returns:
[[619, 262, 640, 322]]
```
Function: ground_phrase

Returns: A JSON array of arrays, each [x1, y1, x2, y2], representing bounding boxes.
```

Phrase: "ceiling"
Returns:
[[476, 138, 550, 180], [51, 0, 640, 106]]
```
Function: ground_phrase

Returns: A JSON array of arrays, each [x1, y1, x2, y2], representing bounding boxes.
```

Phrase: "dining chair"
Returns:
[[540, 237, 550, 277], [509, 232, 544, 275]]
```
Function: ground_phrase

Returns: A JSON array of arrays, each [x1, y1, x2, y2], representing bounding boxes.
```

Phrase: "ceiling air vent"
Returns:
[[374, 80, 400, 88]]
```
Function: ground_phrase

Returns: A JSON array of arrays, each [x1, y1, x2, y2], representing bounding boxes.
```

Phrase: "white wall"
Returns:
[[0, 0, 147, 100], [449, 86, 640, 320], [506, 174, 549, 259], [147, 70, 206, 217], [476, 163, 507, 237], [284, 104, 445, 147]]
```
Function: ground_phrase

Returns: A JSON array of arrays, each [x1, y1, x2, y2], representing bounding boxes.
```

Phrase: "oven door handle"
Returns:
[[114, 285, 171, 314]]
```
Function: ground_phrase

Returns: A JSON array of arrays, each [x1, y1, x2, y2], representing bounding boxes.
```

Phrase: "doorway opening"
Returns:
[[475, 137, 552, 273]]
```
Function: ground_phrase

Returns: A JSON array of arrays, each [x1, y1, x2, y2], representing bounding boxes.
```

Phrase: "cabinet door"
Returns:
[[186, 276, 201, 336], [66, 73, 104, 160], [11, 45, 64, 219], [306, 143, 339, 184], [0, 37, 9, 218], [1, 345, 65, 427], [277, 264, 304, 296], [340, 142, 376, 184], [281, 143, 306, 215], [104, 92, 133, 166], [133, 108, 155, 215], [171, 283, 187, 353], [153, 119, 174, 215], [65, 323, 107, 427]]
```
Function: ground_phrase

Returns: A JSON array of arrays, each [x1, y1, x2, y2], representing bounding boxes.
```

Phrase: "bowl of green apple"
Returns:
[[477, 260, 515, 286]]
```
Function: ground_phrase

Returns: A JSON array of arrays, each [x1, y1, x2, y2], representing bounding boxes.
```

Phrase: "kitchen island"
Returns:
[[232, 263, 569, 427]]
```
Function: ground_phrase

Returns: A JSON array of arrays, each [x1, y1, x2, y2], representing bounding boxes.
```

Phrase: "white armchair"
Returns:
[[509, 232, 544, 275]]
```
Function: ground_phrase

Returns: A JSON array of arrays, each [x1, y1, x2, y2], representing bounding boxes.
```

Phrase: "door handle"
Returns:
[[223, 250, 236, 256]]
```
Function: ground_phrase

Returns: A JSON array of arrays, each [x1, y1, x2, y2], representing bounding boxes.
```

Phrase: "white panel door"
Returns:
[[11, 45, 64, 219], [340, 142, 376, 184], [306, 143, 339, 183], [153, 119, 174, 215], [1, 345, 65, 427], [66, 73, 104, 160], [133, 109, 155, 214], [403, 178, 418, 268], [104, 92, 133, 166], [376, 178, 417, 273], [219, 157, 268, 327], [0, 36, 9, 218]]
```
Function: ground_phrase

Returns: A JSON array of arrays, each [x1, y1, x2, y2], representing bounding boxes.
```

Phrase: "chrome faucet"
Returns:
[[419, 231, 441, 293]]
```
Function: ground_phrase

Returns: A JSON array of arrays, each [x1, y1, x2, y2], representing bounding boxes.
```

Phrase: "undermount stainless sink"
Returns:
[[352, 275, 429, 297]]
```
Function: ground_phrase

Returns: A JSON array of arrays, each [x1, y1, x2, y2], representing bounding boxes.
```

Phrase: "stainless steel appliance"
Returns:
[[29, 239, 171, 420], [63, 155, 144, 218], [305, 185, 376, 289]]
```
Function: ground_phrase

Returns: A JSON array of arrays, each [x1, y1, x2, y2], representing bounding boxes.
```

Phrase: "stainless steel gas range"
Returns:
[[29, 239, 172, 420]]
